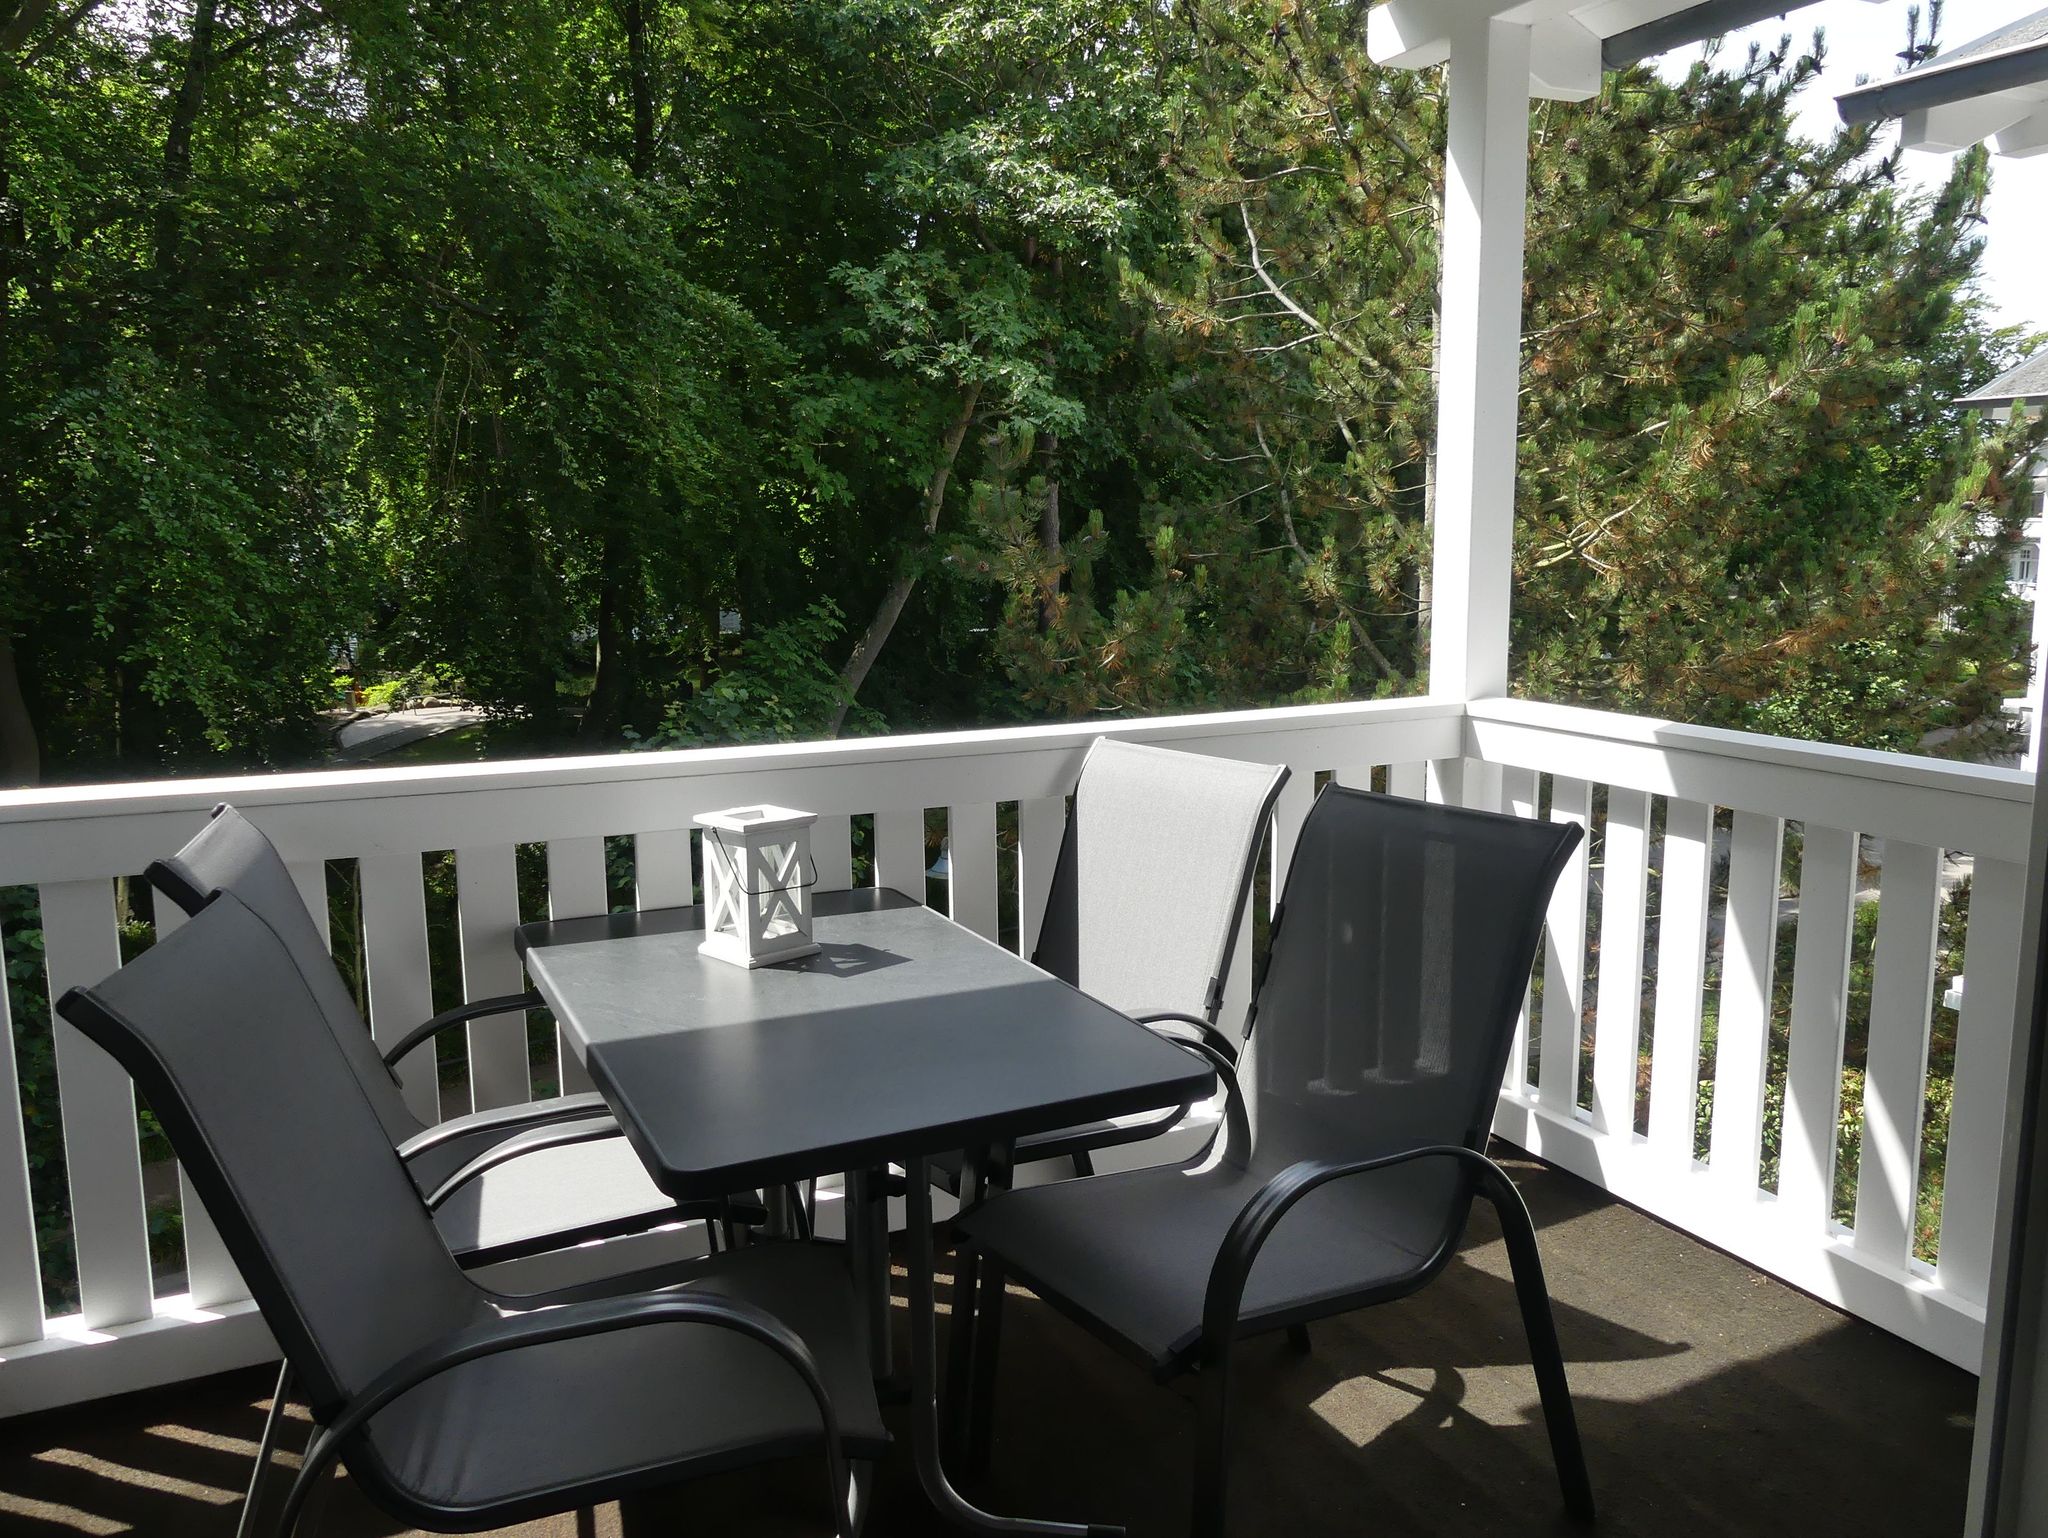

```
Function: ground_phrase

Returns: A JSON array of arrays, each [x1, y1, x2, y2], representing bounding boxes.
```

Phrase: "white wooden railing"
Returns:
[[1468, 698, 2034, 1371], [0, 692, 2029, 1414], [0, 697, 1460, 1415]]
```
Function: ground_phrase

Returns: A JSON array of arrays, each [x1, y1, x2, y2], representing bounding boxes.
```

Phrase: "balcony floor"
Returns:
[[0, 1153, 1975, 1537]]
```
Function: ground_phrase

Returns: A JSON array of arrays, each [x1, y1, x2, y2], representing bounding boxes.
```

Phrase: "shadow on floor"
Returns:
[[0, 1156, 1975, 1537]]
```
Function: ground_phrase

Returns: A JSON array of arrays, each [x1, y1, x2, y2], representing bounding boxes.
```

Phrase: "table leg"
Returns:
[[767, 1183, 796, 1240], [847, 1168, 893, 1379], [903, 1154, 1123, 1538]]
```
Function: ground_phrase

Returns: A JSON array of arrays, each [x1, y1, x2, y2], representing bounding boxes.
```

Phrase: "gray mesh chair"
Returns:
[[953, 785, 1593, 1536], [146, 803, 761, 1268], [933, 740, 1286, 1449], [57, 892, 886, 1538], [941, 737, 1288, 1191]]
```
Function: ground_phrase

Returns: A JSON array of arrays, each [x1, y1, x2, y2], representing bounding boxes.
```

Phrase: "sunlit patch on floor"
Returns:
[[0, 1490, 133, 1535], [33, 1447, 240, 1504]]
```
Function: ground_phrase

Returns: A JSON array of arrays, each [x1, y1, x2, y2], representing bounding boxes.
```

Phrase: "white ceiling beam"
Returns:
[[1367, 0, 1498, 71], [1994, 107, 2048, 158], [1370, 0, 1792, 98], [1900, 94, 2038, 154], [1529, 15, 1603, 101]]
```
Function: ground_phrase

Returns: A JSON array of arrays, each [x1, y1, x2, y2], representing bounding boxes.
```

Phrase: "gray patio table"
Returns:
[[515, 885, 1215, 1538]]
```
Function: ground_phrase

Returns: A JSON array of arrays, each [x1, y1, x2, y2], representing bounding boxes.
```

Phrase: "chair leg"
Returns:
[[1488, 1180, 1595, 1523], [965, 1256, 1007, 1476], [944, 1156, 985, 1463], [1190, 1352, 1234, 1538], [843, 1459, 875, 1538], [1070, 1149, 1095, 1178], [236, 1361, 292, 1538], [1285, 1323, 1310, 1355]]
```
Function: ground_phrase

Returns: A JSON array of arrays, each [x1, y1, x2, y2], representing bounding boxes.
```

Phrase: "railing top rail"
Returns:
[[0, 697, 1462, 822], [0, 697, 1468, 885], [1469, 696, 2035, 802]]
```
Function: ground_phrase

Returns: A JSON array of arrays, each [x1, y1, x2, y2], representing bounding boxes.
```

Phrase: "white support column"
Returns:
[[1427, 16, 1532, 708]]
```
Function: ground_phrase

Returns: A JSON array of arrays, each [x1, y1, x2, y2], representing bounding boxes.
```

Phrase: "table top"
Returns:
[[515, 888, 1216, 1199]]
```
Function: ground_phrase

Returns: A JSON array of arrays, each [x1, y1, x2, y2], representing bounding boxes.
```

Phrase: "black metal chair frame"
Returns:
[[58, 894, 873, 1538], [953, 787, 1594, 1537]]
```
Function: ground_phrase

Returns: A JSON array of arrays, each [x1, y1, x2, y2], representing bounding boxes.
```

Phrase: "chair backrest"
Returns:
[[1246, 785, 1581, 1166], [146, 804, 424, 1144], [56, 893, 484, 1416], [1032, 738, 1288, 1024]]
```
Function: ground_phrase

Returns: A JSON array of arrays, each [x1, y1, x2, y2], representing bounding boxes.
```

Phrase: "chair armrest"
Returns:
[[395, 1093, 614, 1164], [1130, 1010, 1239, 1066], [279, 1288, 853, 1538], [380, 990, 543, 1070], [423, 1116, 626, 1209], [1150, 1031, 1250, 1167], [1201, 1144, 1511, 1353]]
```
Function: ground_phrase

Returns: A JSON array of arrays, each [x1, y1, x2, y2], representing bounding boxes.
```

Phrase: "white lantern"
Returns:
[[694, 805, 821, 968]]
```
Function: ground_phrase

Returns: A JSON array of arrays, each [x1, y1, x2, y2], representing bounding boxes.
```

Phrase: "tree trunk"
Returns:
[[1037, 428, 1061, 633], [0, 632, 37, 786], [828, 379, 983, 737], [581, 536, 635, 740], [151, 0, 218, 337], [624, 0, 655, 179], [573, 0, 654, 745]]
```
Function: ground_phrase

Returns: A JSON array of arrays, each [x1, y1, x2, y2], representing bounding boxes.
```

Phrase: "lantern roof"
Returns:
[[693, 804, 819, 835]]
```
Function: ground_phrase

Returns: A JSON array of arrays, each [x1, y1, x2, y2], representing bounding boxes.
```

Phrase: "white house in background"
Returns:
[[1958, 348, 2048, 768]]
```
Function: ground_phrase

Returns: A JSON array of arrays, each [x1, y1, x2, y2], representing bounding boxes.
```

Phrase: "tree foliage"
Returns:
[[0, 0, 2038, 785]]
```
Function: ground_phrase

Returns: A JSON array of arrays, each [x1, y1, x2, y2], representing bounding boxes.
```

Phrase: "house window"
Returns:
[[2016, 541, 2040, 587]]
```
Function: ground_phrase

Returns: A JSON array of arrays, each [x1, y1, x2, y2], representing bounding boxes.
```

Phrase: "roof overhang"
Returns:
[[1836, 13, 2048, 157]]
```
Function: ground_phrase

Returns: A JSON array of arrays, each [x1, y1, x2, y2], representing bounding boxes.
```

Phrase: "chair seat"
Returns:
[[956, 1154, 1466, 1371], [426, 1121, 713, 1266], [357, 1241, 890, 1527]]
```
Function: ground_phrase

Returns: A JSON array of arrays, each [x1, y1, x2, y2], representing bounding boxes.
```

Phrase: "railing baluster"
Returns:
[[1941, 854, 2027, 1302], [1853, 841, 1943, 1269], [457, 845, 531, 1111], [947, 804, 999, 941], [1537, 777, 1592, 1117], [285, 861, 330, 948], [875, 809, 925, 903], [1270, 772, 1315, 907], [1387, 762, 1427, 801], [632, 828, 695, 911], [1592, 788, 1650, 1137], [1708, 812, 1784, 1200], [812, 814, 854, 894], [0, 912, 47, 1344], [359, 853, 442, 1125], [1647, 799, 1714, 1169], [41, 880, 153, 1329], [1500, 766, 1541, 1093], [544, 839, 608, 1095], [1779, 826, 1857, 1232], [1016, 798, 1065, 960]]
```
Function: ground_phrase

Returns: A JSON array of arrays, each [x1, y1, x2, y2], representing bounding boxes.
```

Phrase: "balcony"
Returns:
[[0, 693, 2025, 1531]]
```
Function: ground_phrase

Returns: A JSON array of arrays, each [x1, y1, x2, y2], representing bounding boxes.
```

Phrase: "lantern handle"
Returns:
[[704, 830, 822, 898]]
